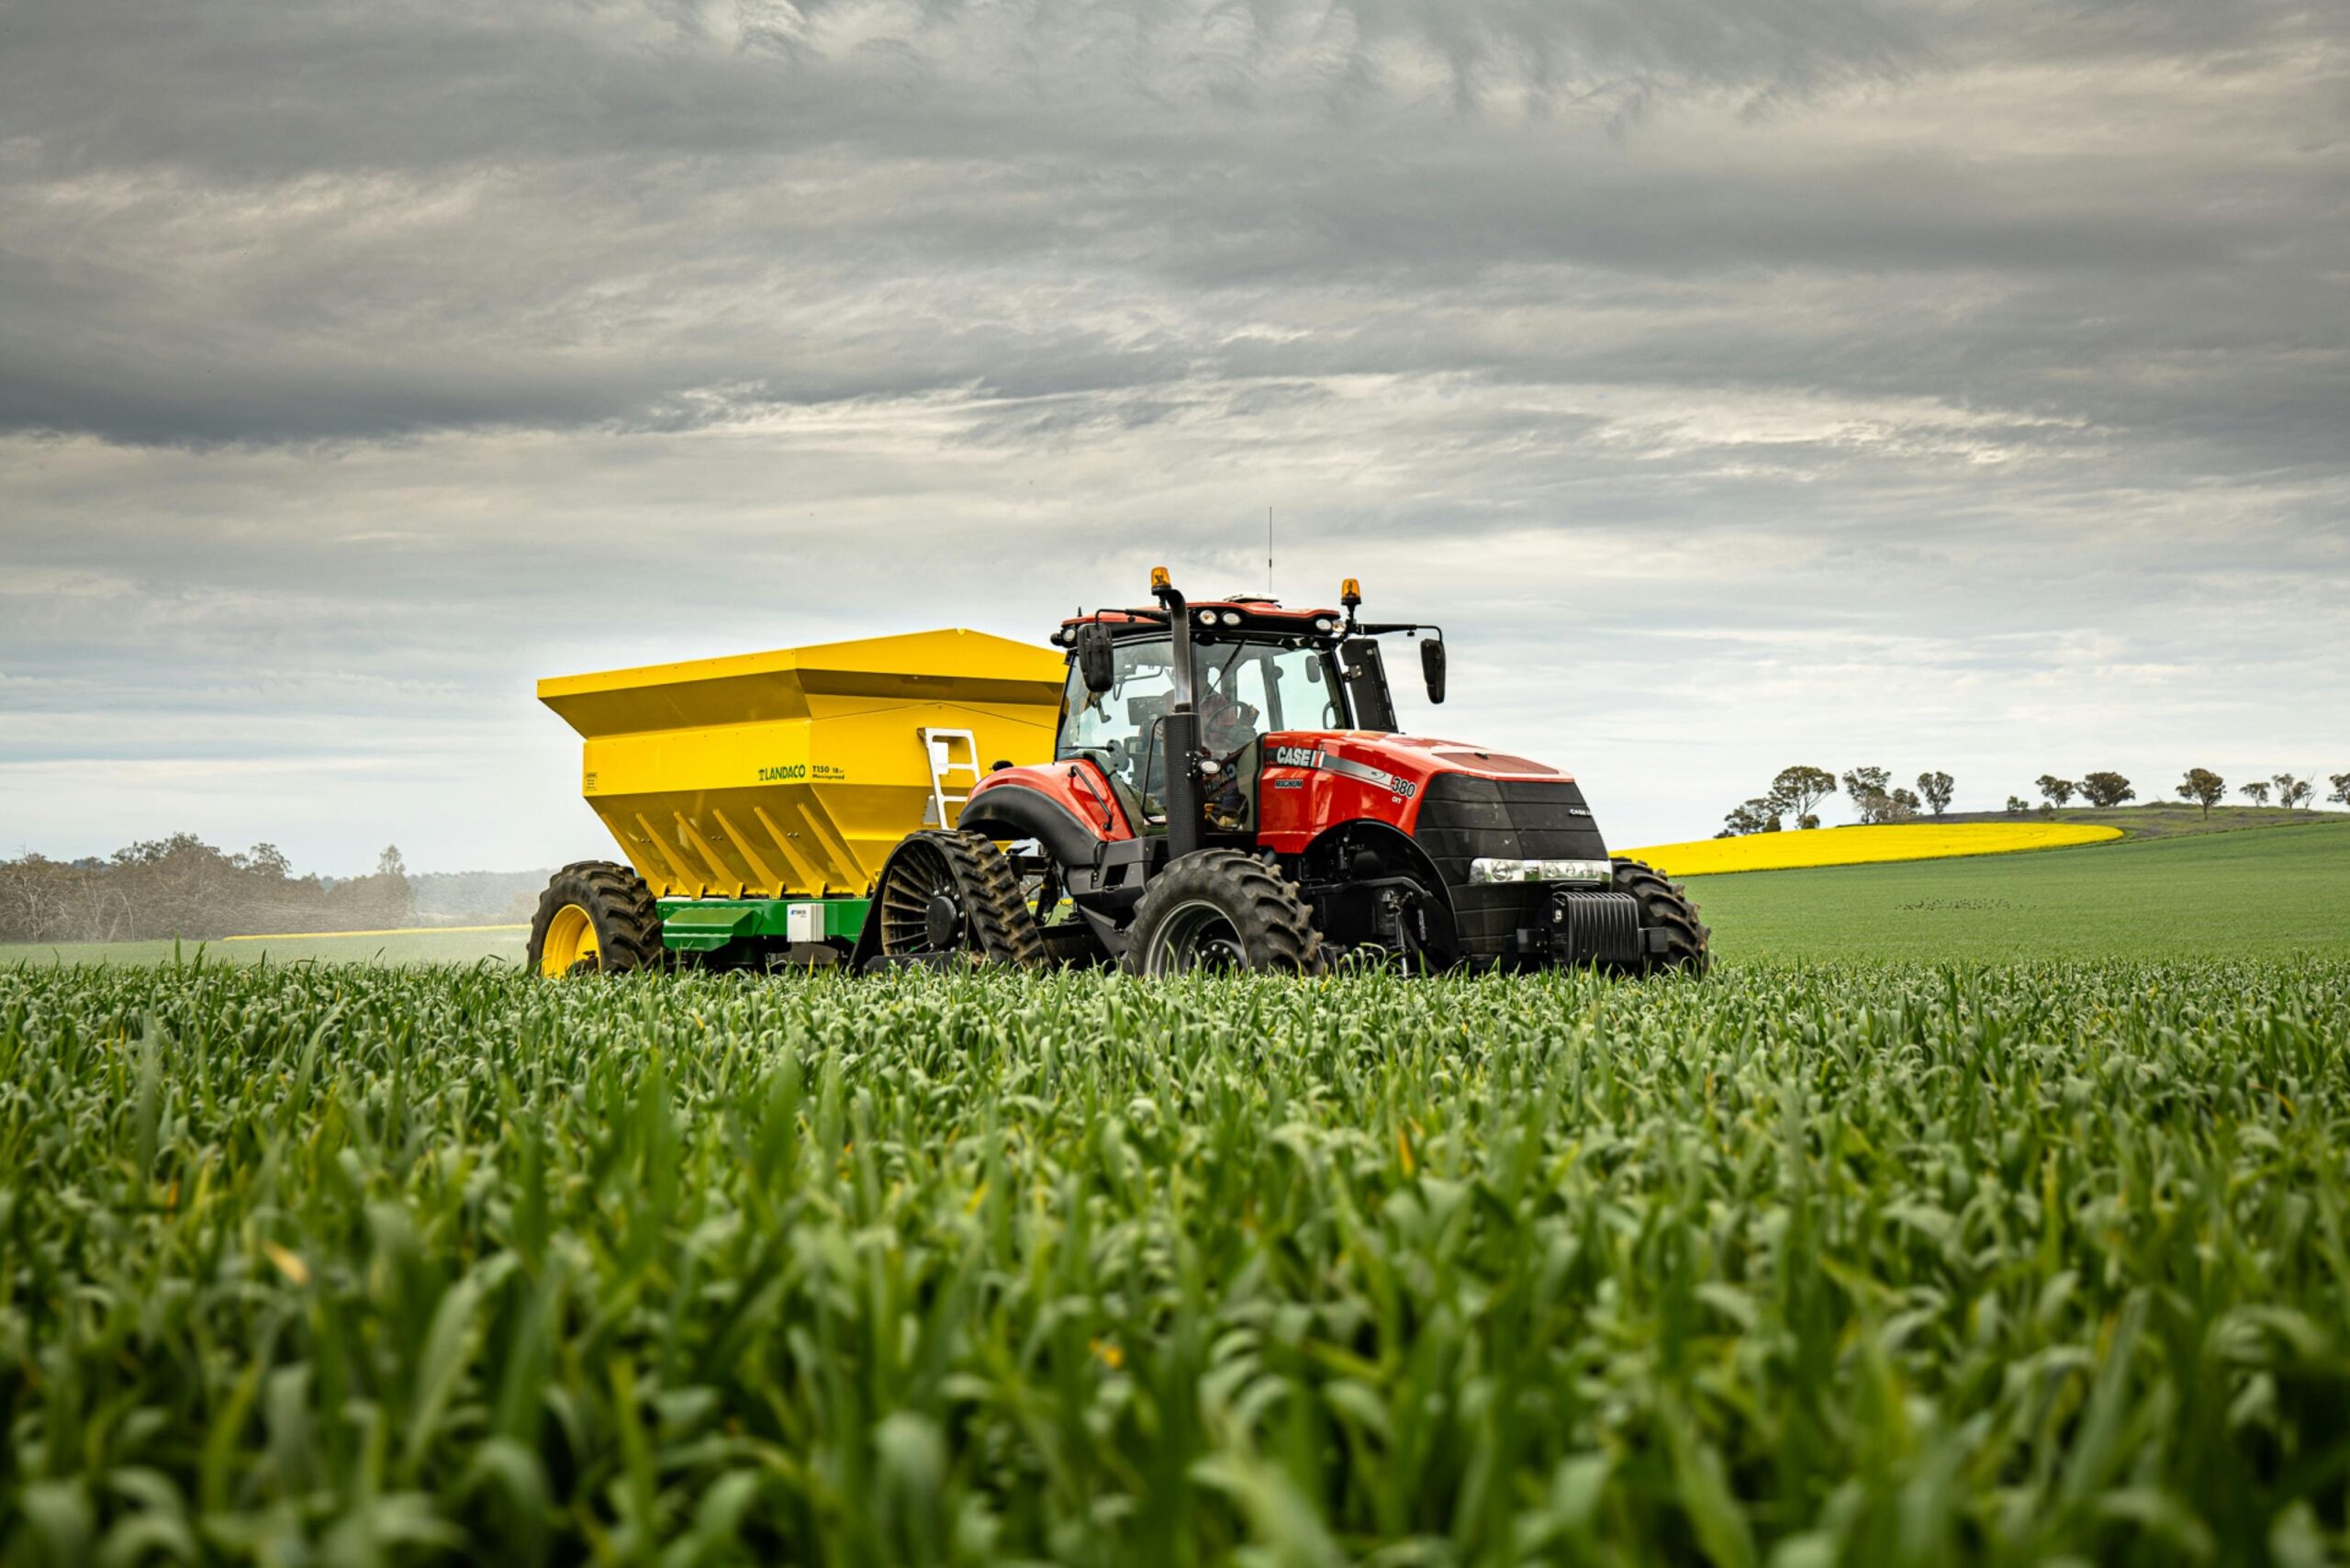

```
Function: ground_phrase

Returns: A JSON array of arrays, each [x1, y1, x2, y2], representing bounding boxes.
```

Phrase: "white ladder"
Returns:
[[919, 727, 982, 828]]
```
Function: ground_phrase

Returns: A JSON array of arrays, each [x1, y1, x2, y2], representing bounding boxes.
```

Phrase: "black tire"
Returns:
[[1124, 849, 1326, 976], [528, 860, 664, 977], [1609, 857, 1710, 977], [874, 830, 1044, 967]]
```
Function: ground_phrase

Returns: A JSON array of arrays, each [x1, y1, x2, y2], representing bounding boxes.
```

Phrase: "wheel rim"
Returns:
[[541, 902, 600, 976], [878, 841, 963, 955], [1147, 899, 1248, 972]]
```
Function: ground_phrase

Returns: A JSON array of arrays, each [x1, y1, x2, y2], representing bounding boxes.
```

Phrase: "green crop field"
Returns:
[[6, 822, 2347, 1561], [1679, 816, 2350, 962], [6, 952, 2350, 1564], [0, 927, 532, 969]]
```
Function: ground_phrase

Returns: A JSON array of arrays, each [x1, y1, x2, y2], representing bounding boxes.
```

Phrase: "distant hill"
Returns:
[[1940, 802, 2341, 839]]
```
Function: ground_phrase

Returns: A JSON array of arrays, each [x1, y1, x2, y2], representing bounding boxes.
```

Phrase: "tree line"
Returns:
[[0, 834, 414, 945], [1728, 767, 2348, 835], [2167, 769, 2347, 817], [2004, 772, 2140, 812], [1719, 767, 1955, 836]]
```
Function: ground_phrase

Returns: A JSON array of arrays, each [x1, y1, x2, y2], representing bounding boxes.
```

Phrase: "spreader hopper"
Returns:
[[538, 629, 1067, 901]]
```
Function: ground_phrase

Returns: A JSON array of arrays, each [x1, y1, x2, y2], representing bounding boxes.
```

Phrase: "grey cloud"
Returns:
[[1, 0, 2340, 477], [1, 0, 2344, 868]]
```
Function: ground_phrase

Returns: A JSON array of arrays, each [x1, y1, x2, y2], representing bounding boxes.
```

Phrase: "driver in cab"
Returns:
[[1198, 671, 1260, 828]]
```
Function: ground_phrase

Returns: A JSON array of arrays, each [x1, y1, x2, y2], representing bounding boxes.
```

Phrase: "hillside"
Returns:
[[1941, 802, 2341, 838]]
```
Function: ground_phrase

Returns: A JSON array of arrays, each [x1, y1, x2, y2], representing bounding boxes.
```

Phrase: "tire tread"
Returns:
[[527, 860, 664, 976], [1125, 849, 1327, 975], [1608, 857, 1711, 977], [876, 830, 1046, 968]]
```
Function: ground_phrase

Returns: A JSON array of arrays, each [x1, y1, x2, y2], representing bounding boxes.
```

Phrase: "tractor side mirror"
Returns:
[[1075, 623, 1115, 694], [1421, 637, 1447, 705]]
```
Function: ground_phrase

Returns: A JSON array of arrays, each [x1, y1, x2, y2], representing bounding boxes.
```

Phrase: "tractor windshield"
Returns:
[[1058, 635, 1345, 817]]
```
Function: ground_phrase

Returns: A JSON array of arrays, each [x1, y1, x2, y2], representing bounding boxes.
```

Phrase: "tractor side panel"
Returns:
[[1253, 732, 1443, 853]]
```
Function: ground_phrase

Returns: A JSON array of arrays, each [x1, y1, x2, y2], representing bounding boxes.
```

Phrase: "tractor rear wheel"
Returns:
[[873, 830, 1045, 967], [1124, 849, 1326, 976], [1609, 857, 1710, 977], [529, 860, 664, 977]]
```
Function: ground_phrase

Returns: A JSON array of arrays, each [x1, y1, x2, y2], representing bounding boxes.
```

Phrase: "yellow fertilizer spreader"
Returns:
[[531, 629, 1064, 973]]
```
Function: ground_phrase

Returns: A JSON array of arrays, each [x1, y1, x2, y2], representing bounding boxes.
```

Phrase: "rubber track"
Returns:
[[532, 859, 664, 974], [1609, 857, 1711, 977], [884, 830, 1046, 968], [1125, 848, 1328, 975]]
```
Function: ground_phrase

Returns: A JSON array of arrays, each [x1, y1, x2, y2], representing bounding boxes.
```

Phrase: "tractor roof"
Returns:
[[1052, 597, 1342, 646]]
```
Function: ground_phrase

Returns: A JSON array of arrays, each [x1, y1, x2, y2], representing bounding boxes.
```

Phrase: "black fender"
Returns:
[[1298, 818, 1449, 892], [1294, 819, 1460, 958], [957, 780, 1113, 871]]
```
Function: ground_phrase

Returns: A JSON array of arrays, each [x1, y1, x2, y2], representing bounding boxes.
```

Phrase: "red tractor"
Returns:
[[854, 569, 1708, 976]]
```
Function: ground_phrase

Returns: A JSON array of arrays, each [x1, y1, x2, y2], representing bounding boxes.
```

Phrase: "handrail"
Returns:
[[1068, 763, 1117, 832]]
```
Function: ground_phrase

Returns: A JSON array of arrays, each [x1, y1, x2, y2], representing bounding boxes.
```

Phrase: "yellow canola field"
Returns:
[[1619, 821, 2123, 877]]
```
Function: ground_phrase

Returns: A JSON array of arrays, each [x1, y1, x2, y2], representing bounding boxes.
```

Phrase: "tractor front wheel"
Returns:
[[1125, 850, 1326, 976], [528, 861, 664, 977], [1609, 857, 1710, 977]]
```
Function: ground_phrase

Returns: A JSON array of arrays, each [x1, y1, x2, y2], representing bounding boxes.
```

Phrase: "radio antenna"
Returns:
[[1267, 506, 1273, 595]]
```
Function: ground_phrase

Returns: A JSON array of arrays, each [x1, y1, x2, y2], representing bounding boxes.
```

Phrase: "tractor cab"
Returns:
[[1044, 580, 1446, 845], [1052, 613, 1349, 832]]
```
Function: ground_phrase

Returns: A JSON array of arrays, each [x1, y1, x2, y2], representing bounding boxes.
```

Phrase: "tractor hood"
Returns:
[[1253, 728, 1601, 857], [1252, 727, 1613, 954], [1259, 731, 1574, 795]]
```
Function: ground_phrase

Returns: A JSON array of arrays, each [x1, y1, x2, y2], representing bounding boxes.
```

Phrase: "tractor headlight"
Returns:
[[1469, 857, 1612, 886]]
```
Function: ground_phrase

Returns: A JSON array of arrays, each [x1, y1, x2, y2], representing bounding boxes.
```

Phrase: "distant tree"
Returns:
[[1916, 771, 1955, 816], [2037, 774, 2076, 809], [2078, 771, 2135, 808], [1842, 767, 1894, 823], [1887, 787, 1923, 821], [1768, 767, 1838, 828], [2240, 780, 2271, 807], [2332, 772, 2350, 808], [345, 845, 414, 924], [2005, 795, 2031, 814], [2175, 767, 2226, 818], [0, 834, 413, 944], [1718, 798, 1784, 837], [2273, 773, 2311, 811]]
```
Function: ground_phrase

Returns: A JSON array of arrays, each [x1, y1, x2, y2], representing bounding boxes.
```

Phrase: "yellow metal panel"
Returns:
[[752, 804, 835, 897], [709, 807, 782, 893], [541, 629, 1068, 899]]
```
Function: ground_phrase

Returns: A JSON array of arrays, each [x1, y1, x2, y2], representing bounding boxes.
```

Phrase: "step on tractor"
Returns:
[[530, 570, 1709, 978]]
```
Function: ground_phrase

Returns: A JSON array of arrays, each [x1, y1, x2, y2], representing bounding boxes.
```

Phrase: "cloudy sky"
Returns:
[[3, 0, 2344, 873]]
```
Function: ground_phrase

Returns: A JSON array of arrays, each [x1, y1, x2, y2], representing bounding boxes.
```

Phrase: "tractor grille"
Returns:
[[1414, 776, 1611, 959]]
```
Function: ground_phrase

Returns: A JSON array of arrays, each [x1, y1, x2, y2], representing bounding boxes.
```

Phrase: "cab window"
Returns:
[[1198, 639, 1345, 746], [1055, 633, 1349, 814], [1057, 637, 1180, 803]]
